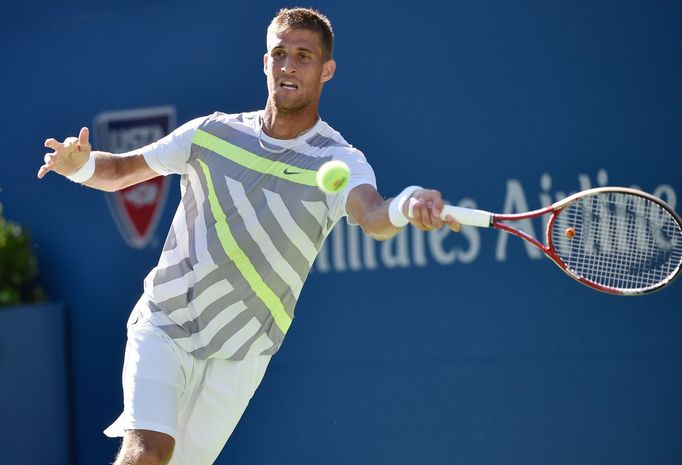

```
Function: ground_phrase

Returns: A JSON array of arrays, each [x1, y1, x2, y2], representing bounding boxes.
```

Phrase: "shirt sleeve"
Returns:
[[140, 116, 205, 176], [327, 147, 377, 224]]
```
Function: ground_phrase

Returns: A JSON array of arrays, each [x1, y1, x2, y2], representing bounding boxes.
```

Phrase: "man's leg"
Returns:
[[105, 318, 189, 464], [169, 355, 272, 464], [113, 430, 175, 465]]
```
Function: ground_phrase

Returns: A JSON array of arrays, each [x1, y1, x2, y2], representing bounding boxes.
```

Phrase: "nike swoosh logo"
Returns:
[[283, 168, 301, 175]]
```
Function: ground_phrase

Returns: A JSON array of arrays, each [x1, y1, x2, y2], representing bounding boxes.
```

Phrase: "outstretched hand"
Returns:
[[37, 127, 92, 179], [406, 189, 461, 232]]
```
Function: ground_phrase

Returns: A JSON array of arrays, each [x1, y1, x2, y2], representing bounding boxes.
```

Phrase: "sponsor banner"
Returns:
[[315, 169, 679, 273], [93, 106, 176, 248]]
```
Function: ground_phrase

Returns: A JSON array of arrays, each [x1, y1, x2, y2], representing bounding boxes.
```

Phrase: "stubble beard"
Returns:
[[270, 90, 314, 116]]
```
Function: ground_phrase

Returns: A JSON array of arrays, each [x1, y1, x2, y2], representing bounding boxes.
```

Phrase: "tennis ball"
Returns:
[[316, 160, 350, 194]]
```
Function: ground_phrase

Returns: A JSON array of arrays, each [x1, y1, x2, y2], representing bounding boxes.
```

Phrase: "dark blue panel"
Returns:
[[0, 304, 71, 465]]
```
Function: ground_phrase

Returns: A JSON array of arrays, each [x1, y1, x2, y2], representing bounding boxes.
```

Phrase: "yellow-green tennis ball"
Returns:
[[316, 160, 350, 194]]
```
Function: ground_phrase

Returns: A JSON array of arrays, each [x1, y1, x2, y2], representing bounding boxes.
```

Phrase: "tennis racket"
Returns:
[[439, 187, 682, 295]]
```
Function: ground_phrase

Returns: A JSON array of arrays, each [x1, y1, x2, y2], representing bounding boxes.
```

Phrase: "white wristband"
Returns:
[[388, 185, 422, 227], [66, 154, 96, 183]]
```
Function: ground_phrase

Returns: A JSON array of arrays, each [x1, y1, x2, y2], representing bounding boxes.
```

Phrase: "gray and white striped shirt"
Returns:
[[132, 110, 376, 360]]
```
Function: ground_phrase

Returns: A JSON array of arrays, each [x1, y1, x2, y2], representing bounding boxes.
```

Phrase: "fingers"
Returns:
[[443, 215, 461, 233], [39, 130, 89, 180], [44, 138, 61, 150], [40, 136, 68, 180], [37, 162, 51, 179], [407, 189, 442, 230], [408, 197, 444, 231], [63, 136, 78, 148], [44, 135, 79, 151], [78, 127, 90, 150], [406, 189, 460, 232], [411, 207, 460, 232], [37, 153, 55, 179]]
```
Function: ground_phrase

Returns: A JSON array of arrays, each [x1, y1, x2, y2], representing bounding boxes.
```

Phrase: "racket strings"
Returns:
[[552, 192, 682, 292]]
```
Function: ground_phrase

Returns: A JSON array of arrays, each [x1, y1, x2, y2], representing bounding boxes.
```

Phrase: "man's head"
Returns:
[[267, 7, 334, 61], [264, 8, 336, 117]]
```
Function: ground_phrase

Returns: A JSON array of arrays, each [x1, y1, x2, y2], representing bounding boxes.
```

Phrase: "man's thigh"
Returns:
[[170, 354, 271, 465], [105, 320, 191, 439]]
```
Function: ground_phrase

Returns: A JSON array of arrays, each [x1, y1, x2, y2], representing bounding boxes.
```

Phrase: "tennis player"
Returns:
[[38, 7, 459, 465]]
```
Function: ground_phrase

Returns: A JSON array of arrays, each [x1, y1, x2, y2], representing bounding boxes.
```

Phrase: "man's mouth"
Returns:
[[280, 80, 299, 90]]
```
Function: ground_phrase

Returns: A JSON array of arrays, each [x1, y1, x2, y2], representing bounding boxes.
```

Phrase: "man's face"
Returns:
[[264, 27, 335, 114]]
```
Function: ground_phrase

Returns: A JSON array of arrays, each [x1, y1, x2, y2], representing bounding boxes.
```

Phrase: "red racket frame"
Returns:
[[488, 187, 682, 295]]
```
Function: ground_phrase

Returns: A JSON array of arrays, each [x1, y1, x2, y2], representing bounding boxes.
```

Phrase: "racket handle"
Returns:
[[440, 205, 493, 227]]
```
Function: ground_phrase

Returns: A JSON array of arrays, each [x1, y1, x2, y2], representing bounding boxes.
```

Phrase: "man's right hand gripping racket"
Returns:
[[439, 187, 682, 295]]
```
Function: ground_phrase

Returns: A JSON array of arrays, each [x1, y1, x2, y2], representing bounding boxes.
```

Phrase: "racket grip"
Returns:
[[440, 205, 493, 227]]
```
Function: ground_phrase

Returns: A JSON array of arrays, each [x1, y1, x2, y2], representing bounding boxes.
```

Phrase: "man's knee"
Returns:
[[115, 429, 175, 465]]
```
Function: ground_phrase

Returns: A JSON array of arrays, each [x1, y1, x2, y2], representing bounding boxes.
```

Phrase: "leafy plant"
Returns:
[[0, 204, 46, 306]]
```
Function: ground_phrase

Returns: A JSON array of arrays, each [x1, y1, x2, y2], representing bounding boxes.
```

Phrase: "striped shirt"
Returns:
[[133, 110, 376, 360]]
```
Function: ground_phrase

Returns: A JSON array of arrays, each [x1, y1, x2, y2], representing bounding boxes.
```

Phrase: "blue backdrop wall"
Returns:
[[1, 1, 680, 464]]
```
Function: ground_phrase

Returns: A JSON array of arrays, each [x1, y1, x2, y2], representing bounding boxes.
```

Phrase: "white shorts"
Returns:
[[104, 317, 271, 465]]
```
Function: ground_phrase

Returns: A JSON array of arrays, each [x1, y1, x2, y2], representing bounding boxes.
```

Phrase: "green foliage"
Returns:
[[0, 205, 46, 306]]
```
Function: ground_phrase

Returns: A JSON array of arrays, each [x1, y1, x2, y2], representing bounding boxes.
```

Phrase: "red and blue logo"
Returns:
[[94, 106, 175, 249]]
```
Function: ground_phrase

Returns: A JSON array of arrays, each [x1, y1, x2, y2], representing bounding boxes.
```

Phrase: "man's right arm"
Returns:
[[37, 127, 159, 192], [82, 151, 158, 192]]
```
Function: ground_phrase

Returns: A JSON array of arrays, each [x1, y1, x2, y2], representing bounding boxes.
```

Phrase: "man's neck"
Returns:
[[261, 102, 320, 140]]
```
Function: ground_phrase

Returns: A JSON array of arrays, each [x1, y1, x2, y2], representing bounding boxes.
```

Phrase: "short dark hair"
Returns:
[[268, 7, 334, 60]]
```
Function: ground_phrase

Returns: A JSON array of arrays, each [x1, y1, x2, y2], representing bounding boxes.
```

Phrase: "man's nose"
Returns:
[[281, 57, 296, 73]]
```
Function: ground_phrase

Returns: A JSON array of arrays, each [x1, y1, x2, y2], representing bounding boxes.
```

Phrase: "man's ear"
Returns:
[[263, 53, 269, 75], [321, 59, 336, 83]]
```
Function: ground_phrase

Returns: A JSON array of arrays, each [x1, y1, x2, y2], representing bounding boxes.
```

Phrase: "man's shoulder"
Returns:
[[202, 110, 258, 126], [308, 120, 356, 151], [317, 121, 371, 160]]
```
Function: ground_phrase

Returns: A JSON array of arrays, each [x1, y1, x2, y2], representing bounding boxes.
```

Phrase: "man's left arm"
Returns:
[[346, 184, 460, 241]]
